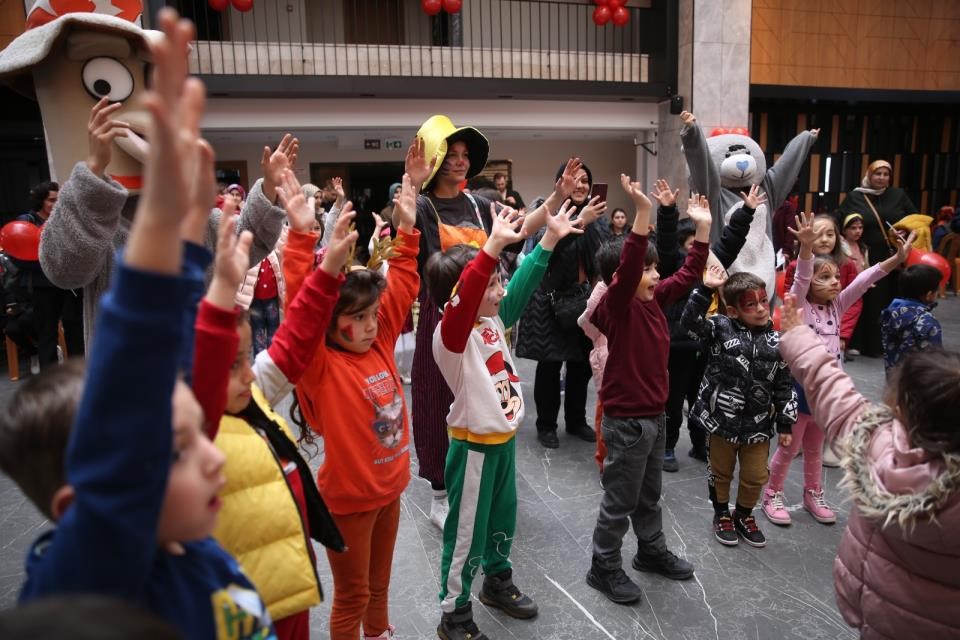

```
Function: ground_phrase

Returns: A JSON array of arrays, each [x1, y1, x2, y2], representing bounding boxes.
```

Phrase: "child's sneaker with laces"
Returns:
[[733, 512, 766, 547], [762, 488, 791, 525], [803, 487, 836, 524], [712, 511, 738, 546]]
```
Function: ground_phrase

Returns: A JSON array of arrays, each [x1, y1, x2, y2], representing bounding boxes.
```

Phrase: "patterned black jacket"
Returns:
[[680, 284, 797, 444]]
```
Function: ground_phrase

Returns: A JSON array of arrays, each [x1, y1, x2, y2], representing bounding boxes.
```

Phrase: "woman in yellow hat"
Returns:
[[836, 159, 916, 357]]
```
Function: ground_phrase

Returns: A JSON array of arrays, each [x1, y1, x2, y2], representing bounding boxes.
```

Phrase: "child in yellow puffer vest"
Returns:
[[191, 173, 346, 640]]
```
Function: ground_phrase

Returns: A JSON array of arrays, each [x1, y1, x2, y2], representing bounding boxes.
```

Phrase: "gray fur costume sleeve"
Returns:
[[40, 162, 285, 353]]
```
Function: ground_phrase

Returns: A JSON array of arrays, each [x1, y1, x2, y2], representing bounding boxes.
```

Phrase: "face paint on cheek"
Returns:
[[339, 324, 355, 343]]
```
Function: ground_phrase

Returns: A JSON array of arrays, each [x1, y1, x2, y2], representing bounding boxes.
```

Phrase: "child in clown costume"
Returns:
[[425, 199, 584, 640]]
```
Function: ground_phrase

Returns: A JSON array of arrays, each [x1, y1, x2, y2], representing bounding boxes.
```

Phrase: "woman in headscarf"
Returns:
[[836, 159, 916, 357], [514, 162, 607, 449]]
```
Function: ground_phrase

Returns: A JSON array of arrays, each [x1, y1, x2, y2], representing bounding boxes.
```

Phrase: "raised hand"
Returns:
[[788, 211, 822, 250], [320, 207, 359, 277], [553, 156, 582, 201], [541, 199, 585, 250], [332, 176, 345, 203], [180, 139, 217, 245], [392, 173, 417, 232], [650, 178, 679, 208], [214, 212, 254, 293], [739, 184, 767, 210], [485, 204, 526, 255], [620, 173, 652, 209], [404, 137, 435, 189], [274, 169, 315, 232], [880, 229, 919, 273], [680, 111, 696, 125], [685, 194, 712, 226], [703, 262, 727, 289], [86, 98, 130, 177], [779, 293, 803, 333], [809, 128, 821, 138], [261, 133, 299, 203], [579, 195, 608, 226]]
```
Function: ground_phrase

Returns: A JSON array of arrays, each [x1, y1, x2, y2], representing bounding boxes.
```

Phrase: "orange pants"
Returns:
[[594, 400, 607, 472], [326, 497, 400, 639]]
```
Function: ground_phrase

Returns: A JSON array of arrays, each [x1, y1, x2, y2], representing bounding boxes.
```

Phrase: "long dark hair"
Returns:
[[888, 349, 960, 454]]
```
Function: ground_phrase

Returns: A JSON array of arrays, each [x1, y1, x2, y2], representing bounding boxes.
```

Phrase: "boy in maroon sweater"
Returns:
[[586, 177, 712, 604]]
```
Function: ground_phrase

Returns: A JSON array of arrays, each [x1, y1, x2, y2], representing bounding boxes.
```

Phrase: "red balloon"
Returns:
[[421, 0, 442, 15], [916, 251, 952, 287], [611, 6, 629, 25], [710, 127, 730, 136], [594, 0, 609, 5], [592, 5, 611, 25], [442, 0, 462, 12], [775, 270, 786, 300], [905, 247, 925, 266], [231, 0, 253, 11], [1, 221, 42, 262], [208, 0, 228, 10], [607, 0, 624, 6]]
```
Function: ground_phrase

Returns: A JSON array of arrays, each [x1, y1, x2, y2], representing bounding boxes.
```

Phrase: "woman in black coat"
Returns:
[[835, 159, 916, 357], [515, 162, 606, 448]]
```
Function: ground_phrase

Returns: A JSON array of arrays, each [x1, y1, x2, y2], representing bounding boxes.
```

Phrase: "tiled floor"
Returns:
[[1, 295, 958, 639]]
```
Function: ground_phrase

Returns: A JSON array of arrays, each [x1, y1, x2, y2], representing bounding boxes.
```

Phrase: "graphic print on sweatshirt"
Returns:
[[363, 370, 406, 450], [479, 326, 523, 428], [211, 583, 276, 639]]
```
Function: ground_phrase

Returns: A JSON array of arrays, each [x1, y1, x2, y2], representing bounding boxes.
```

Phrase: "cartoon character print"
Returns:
[[211, 583, 276, 640], [485, 351, 522, 424], [369, 390, 405, 449]]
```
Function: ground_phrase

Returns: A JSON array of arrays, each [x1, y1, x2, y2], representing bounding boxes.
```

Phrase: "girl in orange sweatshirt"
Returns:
[[287, 173, 420, 640]]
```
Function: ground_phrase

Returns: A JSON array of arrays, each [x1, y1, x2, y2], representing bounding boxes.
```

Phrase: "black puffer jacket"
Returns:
[[680, 284, 797, 444]]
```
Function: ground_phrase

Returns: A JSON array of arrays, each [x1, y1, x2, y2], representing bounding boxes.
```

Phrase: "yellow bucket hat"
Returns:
[[416, 115, 489, 192]]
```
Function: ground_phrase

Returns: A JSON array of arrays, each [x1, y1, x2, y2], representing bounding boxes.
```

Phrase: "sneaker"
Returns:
[[663, 449, 679, 472], [400, 374, 412, 385], [29, 355, 39, 375], [478, 569, 538, 619], [365, 624, 395, 638], [565, 423, 596, 443], [537, 430, 559, 449], [733, 513, 766, 547], [437, 602, 488, 640], [803, 487, 836, 524], [586, 565, 642, 604], [822, 444, 841, 468], [712, 511, 738, 546], [430, 491, 449, 530], [631, 548, 694, 580], [761, 488, 791, 525], [688, 446, 708, 463], [847, 348, 860, 356]]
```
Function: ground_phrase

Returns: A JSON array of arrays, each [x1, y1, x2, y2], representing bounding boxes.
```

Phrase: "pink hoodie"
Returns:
[[780, 326, 960, 639]]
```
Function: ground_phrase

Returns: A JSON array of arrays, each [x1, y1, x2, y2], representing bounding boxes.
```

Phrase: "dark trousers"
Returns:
[[533, 359, 592, 434], [591, 413, 667, 570], [32, 286, 83, 369], [850, 270, 897, 357], [665, 347, 707, 452]]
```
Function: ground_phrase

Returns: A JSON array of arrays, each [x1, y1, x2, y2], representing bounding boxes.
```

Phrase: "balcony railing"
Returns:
[[167, 0, 674, 88]]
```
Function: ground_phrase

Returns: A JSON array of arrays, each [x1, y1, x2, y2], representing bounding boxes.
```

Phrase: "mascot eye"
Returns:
[[82, 57, 134, 103]]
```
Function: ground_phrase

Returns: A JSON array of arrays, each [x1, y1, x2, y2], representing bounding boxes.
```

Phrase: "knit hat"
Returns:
[[415, 115, 488, 192]]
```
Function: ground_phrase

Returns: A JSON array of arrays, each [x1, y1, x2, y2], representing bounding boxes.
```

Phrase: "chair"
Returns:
[[936, 233, 960, 295], [4, 323, 68, 381]]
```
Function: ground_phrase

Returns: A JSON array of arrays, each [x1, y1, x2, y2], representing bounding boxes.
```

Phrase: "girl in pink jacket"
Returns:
[[763, 213, 913, 526], [778, 294, 960, 639]]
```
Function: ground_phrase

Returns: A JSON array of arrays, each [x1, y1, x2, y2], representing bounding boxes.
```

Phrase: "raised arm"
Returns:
[[374, 175, 421, 349], [650, 179, 680, 278], [787, 211, 819, 300], [520, 157, 584, 235], [680, 264, 726, 341], [679, 111, 720, 207], [656, 194, 711, 305], [763, 128, 818, 208], [599, 174, 653, 311]]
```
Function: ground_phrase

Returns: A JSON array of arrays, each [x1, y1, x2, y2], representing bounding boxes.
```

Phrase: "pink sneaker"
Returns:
[[762, 488, 791, 525], [803, 487, 836, 524]]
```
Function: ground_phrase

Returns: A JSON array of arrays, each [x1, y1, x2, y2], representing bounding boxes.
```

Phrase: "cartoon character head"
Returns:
[[706, 134, 766, 189], [369, 390, 405, 449], [0, 1, 161, 189], [485, 351, 521, 423]]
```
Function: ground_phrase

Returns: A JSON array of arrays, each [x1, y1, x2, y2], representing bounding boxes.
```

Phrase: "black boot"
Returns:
[[632, 547, 695, 580], [536, 428, 559, 448], [585, 563, 642, 604], [437, 602, 488, 640], [565, 422, 597, 442], [478, 569, 538, 619]]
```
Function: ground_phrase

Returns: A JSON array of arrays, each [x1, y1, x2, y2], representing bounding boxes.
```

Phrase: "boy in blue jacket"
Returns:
[[0, 11, 273, 639], [881, 264, 943, 375]]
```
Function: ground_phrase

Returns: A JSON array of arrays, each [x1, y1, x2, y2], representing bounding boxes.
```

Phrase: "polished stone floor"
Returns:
[[1, 295, 958, 639]]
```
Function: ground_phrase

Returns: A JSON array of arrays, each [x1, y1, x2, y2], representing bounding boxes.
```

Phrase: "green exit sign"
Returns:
[[385, 139, 403, 150]]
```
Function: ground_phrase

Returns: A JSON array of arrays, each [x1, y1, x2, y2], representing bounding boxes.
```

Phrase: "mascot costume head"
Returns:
[[681, 115, 818, 297], [0, 1, 159, 190]]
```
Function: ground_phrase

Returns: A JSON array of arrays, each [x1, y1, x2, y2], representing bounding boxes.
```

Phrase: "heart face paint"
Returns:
[[330, 301, 381, 354]]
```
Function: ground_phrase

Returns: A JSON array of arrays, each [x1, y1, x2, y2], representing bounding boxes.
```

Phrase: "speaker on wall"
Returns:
[[669, 95, 684, 115]]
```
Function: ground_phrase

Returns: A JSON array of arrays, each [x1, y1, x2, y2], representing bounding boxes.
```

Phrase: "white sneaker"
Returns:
[[429, 490, 449, 530], [822, 444, 841, 468], [29, 355, 40, 375]]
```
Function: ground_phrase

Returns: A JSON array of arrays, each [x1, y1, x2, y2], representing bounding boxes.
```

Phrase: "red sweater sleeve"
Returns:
[[440, 249, 497, 354], [374, 228, 421, 350], [839, 259, 863, 341], [191, 300, 240, 438], [282, 229, 320, 315]]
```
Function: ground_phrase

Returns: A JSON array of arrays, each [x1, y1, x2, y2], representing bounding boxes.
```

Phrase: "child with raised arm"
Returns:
[[287, 172, 421, 639], [762, 212, 915, 527], [425, 201, 583, 640], [0, 11, 274, 638], [585, 179, 711, 605], [680, 264, 797, 548], [778, 294, 960, 638], [190, 169, 349, 640]]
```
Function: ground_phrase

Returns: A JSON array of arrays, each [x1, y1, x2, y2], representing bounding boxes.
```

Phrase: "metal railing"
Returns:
[[167, 0, 672, 85]]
